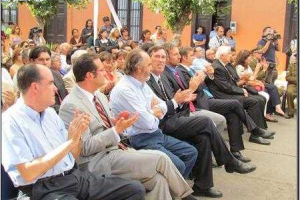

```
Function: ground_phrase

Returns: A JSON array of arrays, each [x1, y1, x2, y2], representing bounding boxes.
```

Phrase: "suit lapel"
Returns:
[[74, 87, 107, 128], [176, 65, 189, 89], [148, 74, 167, 100], [160, 74, 174, 99]]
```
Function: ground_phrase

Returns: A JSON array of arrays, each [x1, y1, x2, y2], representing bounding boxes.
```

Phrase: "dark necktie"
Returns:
[[157, 79, 169, 100], [93, 96, 127, 150], [174, 71, 196, 112], [56, 90, 63, 104], [93, 96, 111, 128]]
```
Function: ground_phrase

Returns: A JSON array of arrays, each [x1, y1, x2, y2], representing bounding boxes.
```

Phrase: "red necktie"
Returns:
[[174, 71, 196, 112], [93, 96, 111, 128], [93, 96, 127, 150]]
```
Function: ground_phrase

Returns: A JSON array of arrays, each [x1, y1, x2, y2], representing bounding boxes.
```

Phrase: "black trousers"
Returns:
[[162, 115, 233, 190], [18, 169, 145, 200], [265, 83, 281, 114], [239, 94, 268, 129], [207, 99, 257, 152]]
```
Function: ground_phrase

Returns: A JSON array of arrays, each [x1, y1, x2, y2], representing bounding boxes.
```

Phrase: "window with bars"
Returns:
[[1, 0, 18, 24], [114, 0, 142, 42]]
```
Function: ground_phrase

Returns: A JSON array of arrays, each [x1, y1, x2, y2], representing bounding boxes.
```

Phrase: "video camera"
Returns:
[[263, 30, 281, 41]]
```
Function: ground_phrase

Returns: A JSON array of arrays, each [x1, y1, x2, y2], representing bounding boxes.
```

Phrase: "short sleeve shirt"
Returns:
[[2, 99, 75, 187], [257, 39, 276, 63]]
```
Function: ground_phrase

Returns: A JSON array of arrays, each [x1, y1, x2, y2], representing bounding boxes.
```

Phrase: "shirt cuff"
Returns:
[[112, 127, 121, 143], [171, 99, 179, 109]]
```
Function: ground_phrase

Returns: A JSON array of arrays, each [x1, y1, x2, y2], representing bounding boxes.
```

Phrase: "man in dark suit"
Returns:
[[177, 46, 276, 148], [29, 46, 68, 113], [146, 45, 257, 198], [206, 46, 275, 142]]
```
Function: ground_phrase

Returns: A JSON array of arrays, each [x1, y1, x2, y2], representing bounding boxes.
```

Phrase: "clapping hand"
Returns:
[[112, 111, 139, 134], [68, 110, 90, 143]]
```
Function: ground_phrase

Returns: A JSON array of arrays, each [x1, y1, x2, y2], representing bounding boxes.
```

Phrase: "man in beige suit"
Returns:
[[63, 49, 87, 93], [59, 53, 197, 200]]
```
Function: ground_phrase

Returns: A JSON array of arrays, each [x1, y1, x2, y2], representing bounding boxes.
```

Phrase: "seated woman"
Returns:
[[95, 29, 112, 52], [139, 29, 153, 47], [114, 50, 127, 77], [118, 26, 133, 47], [9, 48, 23, 78], [69, 28, 82, 48], [109, 28, 121, 47], [236, 50, 288, 122], [98, 51, 119, 95]]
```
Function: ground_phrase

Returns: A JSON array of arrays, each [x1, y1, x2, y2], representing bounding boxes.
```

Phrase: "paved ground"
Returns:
[[199, 114, 297, 200]]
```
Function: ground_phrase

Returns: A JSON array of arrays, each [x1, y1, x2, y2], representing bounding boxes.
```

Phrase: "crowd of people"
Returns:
[[1, 15, 298, 200]]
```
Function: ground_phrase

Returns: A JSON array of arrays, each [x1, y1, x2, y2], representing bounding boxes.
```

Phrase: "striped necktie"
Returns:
[[93, 96, 111, 128], [93, 96, 128, 150]]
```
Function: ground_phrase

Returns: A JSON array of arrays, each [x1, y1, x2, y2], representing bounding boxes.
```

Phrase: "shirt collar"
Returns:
[[17, 98, 44, 122], [151, 73, 160, 83], [76, 85, 96, 104], [125, 75, 145, 89], [179, 63, 191, 71], [166, 65, 177, 74], [219, 60, 227, 67]]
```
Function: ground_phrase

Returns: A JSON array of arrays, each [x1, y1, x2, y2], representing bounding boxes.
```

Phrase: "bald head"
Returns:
[[59, 43, 72, 55]]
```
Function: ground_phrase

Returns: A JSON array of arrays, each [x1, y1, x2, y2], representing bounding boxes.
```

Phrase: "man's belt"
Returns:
[[18, 167, 75, 191]]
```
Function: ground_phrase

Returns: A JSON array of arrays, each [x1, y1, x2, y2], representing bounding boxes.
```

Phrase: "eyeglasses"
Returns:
[[94, 68, 106, 73]]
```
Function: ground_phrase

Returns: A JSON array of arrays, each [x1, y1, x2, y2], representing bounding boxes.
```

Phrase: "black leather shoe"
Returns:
[[225, 158, 256, 174], [260, 129, 276, 139], [249, 135, 271, 145], [182, 194, 198, 200], [193, 188, 223, 198], [232, 151, 251, 163], [253, 128, 275, 139]]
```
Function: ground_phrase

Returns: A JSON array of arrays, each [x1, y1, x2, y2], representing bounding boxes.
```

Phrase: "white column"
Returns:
[[93, 0, 99, 45]]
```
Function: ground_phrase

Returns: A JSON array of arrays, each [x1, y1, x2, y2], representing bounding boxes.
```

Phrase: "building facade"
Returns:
[[3, 0, 297, 71]]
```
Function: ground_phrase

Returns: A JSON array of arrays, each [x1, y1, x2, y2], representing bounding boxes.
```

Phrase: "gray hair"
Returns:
[[215, 46, 231, 60], [51, 53, 60, 61], [71, 50, 88, 65], [124, 49, 146, 75]]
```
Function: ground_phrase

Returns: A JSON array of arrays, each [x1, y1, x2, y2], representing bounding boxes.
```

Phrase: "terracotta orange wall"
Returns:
[[67, 2, 111, 42], [18, 4, 38, 41], [18, 1, 192, 46], [142, 6, 192, 46], [231, 0, 287, 71]]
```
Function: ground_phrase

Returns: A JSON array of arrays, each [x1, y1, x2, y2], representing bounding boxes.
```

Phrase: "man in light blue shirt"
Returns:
[[192, 47, 211, 73], [2, 64, 145, 200], [110, 49, 198, 181]]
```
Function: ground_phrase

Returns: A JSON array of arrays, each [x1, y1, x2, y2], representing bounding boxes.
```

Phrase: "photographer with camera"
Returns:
[[257, 27, 281, 84]]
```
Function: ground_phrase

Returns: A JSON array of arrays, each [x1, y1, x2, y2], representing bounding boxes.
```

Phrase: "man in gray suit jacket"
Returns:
[[59, 53, 197, 200]]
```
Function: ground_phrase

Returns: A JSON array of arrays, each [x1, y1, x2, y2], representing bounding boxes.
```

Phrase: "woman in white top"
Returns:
[[235, 50, 288, 122]]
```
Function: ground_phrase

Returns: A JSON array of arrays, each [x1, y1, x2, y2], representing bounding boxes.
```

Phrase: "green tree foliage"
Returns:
[[288, 0, 298, 12], [136, 0, 230, 34], [2, 0, 90, 29]]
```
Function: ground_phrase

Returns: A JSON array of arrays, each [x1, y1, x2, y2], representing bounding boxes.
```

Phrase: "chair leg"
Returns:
[[281, 91, 287, 112]]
